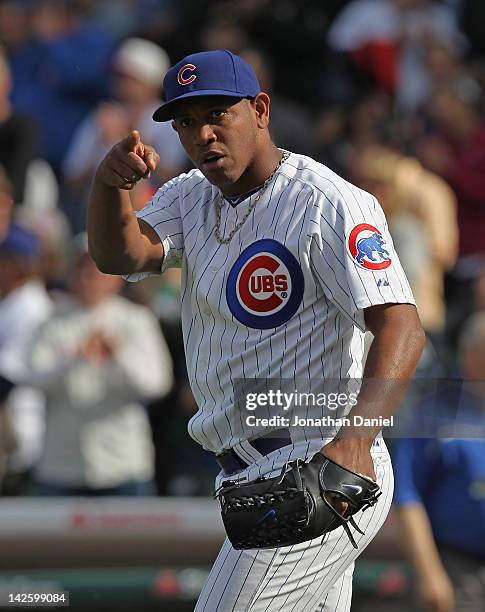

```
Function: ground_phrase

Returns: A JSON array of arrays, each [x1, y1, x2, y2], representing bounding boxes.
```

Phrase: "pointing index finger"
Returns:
[[122, 130, 143, 153]]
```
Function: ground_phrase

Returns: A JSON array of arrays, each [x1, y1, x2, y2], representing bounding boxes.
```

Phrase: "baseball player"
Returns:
[[87, 50, 425, 611]]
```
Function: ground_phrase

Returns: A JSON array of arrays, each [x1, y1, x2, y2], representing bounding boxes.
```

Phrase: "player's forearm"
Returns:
[[333, 303, 425, 446], [87, 131, 163, 275], [397, 503, 447, 578], [87, 177, 150, 274]]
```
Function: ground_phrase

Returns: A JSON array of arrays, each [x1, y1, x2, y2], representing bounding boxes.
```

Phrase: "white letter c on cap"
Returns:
[[177, 64, 197, 85]]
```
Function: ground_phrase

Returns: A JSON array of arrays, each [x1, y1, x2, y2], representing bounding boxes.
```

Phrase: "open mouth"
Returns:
[[202, 152, 225, 167]]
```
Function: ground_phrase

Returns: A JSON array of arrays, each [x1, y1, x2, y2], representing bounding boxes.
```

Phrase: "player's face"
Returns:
[[171, 95, 267, 195]]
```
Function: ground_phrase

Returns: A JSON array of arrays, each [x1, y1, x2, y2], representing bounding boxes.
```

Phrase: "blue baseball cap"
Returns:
[[153, 50, 261, 122]]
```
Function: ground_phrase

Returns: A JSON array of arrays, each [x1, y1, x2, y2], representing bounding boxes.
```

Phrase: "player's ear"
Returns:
[[252, 92, 270, 129]]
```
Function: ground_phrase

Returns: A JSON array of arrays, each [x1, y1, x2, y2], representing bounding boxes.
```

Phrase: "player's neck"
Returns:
[[222, 143, 283, 197]]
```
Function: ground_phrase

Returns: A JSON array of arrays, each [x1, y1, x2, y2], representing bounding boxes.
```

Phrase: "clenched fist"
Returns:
[[96, 130, 160, 190]]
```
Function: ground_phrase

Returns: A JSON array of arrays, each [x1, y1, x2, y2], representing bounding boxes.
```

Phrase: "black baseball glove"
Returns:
[[216, 452, 381, 550]]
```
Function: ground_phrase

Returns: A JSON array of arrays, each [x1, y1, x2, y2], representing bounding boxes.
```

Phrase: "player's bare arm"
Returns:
[[322, 303, 425, 480], [87, 130, 164, 275]]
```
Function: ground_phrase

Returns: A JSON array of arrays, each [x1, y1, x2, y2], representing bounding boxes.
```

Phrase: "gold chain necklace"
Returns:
[[214, 150, 291, 245]]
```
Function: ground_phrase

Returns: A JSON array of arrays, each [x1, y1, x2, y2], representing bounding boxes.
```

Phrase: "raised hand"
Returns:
[[96, 130, 160, 190]]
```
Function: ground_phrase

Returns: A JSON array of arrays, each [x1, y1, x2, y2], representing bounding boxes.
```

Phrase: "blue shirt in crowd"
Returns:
[[10, 20, 113, 171], [393, 384, 485, 558]]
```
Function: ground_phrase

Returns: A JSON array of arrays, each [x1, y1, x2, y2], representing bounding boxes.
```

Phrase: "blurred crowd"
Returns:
[[0, 0, 484, 608]]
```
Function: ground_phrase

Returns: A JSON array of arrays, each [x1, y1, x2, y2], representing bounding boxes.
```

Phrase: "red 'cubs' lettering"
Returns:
[[262, 276, 273, 292], [249, 274, 289, 294], [275, 275, 288, 292], [238, 255, 283, 312], [250, 276, 263, 293]]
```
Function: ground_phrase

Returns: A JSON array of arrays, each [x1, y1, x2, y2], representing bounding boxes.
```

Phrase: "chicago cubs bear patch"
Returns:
[[347, 223, 392, 270], [226, 239, 304, 329]]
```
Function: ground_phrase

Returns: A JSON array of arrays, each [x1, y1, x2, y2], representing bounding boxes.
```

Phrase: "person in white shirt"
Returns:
[[28, 235, 173, 495], [62, 37, 187, 233], [0, 223, 52, 491]]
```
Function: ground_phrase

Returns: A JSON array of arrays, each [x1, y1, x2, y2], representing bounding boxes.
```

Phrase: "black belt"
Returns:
[[215, 429, 292, 475]]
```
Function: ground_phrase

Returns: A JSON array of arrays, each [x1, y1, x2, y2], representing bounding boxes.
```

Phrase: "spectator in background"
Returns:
[[327, 0, 467, 112], [312, 106, 349, 177], [418, 86, 485, 261], [313, 92, 394, 178], [92, 0, 179, 44], [350, 144, 458, 338], [240, 0, 330, 106], [89, 0, 140, 40], [240, 47, 316, 157], [348, 92, 394, 151], [0, 0, 31, 54], [140, 267, 219, 496], [327, 0, 398, 98], [459, 0, 485, 57], [0, 46, 37, 204], [0, 393, 16, 489], [424, 40, 481, 110], [28, 235, 173, 496], [417, 86, 485, 351], [0, 224, 52, 494], [0, 166, 14, 240], [474, 268, 485, 313], [14, 201, 71, 297], [393, 312, 485, 612], [63, 37, 187, 232], [7, 0, 113, 174]]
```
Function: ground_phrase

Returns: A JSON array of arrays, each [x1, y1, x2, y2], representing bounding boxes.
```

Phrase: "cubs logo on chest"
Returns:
[[226, 239, 304, 329]]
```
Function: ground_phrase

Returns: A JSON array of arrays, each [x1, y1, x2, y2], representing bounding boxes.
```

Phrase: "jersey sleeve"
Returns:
[[309, 184, 415, 330], [124, 175, 185, 282]]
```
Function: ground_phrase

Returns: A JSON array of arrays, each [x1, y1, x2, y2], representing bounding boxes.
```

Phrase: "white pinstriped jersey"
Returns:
[[127, 152, 414, 455]]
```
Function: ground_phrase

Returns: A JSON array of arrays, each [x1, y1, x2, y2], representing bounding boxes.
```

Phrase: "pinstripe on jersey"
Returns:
[[127, 152, 414, 456], [192, 441, 394, 611]]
